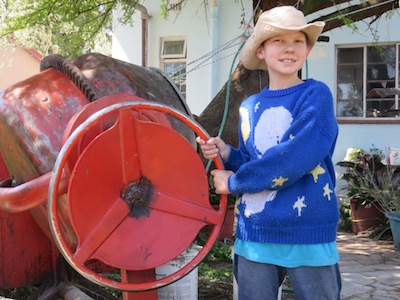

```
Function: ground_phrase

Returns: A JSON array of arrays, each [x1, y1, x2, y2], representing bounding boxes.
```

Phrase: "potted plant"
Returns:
[[353, 155, 400, 247], [336, 148, 385, 234], [337, 148, 400, 246]]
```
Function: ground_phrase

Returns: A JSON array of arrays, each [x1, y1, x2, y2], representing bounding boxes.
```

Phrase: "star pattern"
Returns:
[[323, 183, 333, 201], [310, 164, 325, 183], [272, 176, 288, 188], [293, 196, 307, 217]]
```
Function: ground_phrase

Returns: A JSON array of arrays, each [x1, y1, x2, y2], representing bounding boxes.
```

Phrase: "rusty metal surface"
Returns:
[[0, 69, 89, 183], [40, 54, 102, 102]]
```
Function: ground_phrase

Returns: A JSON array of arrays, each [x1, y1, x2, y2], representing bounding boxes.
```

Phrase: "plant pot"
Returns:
[[220, 204, 236, 241], [385, 212, 400, 248], [350, 199, 385, 234]]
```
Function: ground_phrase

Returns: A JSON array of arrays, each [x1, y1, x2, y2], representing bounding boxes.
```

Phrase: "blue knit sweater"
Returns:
[[225, 79, 339, 245]]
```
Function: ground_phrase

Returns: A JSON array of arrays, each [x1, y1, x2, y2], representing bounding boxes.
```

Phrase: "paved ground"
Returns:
[[337, 231, 400, 299]]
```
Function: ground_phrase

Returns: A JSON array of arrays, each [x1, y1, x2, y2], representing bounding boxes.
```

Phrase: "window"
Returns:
[[161, 37, 187, 99], [336, 44, 400, 119]]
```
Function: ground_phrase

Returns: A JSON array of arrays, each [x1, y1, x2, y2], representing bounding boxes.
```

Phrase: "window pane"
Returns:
[[367, 45, 395, 63], [164, 62, 186, 99], [337, 65, 363, 82], [165, 62, 186, 79], [366, 44, 397, 116], [163, 41, 185, 55], [338, 48, 363, 63], [337, 99, 363, 117], [367, 63, 396, 81], [366, 99, 396, 117], [337, 83, 363, 100], [367, 46, 396, 87], [336, 47, 364, 118]]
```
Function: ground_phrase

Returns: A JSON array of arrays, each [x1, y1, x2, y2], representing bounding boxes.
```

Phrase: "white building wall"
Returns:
[[112, 6, 143, 65], [112, 0, 253, 116]]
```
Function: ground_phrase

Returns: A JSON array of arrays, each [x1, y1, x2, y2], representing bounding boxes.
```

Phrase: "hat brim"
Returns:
[[240, 21, 325, 70]]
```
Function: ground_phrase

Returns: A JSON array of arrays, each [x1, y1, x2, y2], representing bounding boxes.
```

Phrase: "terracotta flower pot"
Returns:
[[350, 199, 385, 234], [207, 204, 236, 241]]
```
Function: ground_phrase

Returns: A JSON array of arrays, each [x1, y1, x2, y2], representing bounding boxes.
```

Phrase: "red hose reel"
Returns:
[[48, 95, 228, 295]]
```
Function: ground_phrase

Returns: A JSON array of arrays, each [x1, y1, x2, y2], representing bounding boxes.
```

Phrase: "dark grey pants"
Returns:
[[234, 254, 342, 300]]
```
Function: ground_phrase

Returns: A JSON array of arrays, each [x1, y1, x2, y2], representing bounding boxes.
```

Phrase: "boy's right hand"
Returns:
[[196, 136, 230, 161]]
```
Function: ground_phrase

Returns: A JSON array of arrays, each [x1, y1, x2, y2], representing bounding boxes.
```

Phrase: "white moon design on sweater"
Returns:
[[243, 190, 277, 217], [254, 106, 293, 158], [242, 105, 293, 217]]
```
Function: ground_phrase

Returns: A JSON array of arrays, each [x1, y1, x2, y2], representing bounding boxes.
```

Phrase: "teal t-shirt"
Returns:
[[234, 238, 339, 268]]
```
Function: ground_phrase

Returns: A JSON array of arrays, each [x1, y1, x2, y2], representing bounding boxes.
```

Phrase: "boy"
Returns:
[[197, 6, 341, 300]]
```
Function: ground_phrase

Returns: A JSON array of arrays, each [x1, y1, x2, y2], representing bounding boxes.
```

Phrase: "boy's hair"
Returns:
[[240, 6, 325, 70]]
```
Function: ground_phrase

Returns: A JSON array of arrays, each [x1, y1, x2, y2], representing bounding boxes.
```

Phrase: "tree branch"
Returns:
[[311, 0, 400, 32]]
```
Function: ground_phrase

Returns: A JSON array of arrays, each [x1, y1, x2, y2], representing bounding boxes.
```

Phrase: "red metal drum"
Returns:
[[0, 53, 225, 295], [0, 53, 194, 212]]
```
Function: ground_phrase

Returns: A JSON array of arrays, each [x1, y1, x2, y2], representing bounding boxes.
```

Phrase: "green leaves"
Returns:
[[337, 153, 400, 213], [0, 0, 130, 57]]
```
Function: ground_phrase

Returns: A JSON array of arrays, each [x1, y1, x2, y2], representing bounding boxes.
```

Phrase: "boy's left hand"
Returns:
[[210, 169, 234, 194]]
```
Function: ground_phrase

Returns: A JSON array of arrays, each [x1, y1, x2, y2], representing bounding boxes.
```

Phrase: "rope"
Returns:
[[170, 36, 244, 81], [184, 41, 244, 77]]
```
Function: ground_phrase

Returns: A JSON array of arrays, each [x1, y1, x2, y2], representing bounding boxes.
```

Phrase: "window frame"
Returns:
[[160, 37, 187, 59], [336, 43, 400, 124], [160, 36, 187, 99]]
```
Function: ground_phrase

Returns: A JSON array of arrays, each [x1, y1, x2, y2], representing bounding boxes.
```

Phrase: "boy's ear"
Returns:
[[256, 46, 265, 59], [305, 45, 312, 57]]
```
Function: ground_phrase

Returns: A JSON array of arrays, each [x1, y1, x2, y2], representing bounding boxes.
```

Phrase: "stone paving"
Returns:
[[337, 231, 400, 299]]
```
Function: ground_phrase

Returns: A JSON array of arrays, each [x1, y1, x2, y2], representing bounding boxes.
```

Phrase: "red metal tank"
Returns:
[[0, 53, 196, 289]]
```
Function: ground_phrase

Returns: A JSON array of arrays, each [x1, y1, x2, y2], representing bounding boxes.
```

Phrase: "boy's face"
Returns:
[[256, 31, 311, 78]]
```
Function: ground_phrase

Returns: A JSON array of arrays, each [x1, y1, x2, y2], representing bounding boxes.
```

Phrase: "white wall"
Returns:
[[112, 5, 143, 65], [112, 0, 253, 115]]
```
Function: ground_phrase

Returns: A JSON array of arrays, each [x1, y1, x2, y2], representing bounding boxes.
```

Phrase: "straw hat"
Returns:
[[240, 6, 325, 70]]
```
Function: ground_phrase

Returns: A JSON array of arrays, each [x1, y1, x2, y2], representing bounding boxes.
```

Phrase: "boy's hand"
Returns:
[[196, 136, 230, 161], [210, 169, 234, 194]]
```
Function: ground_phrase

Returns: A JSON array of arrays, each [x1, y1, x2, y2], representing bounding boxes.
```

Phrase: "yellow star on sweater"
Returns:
[[310, 164, 325, 183], [272, 176, 288, 188], [323, 183, 333, 201]]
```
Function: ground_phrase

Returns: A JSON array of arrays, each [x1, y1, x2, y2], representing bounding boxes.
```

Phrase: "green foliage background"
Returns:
[[0, 0, 139, 57]]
